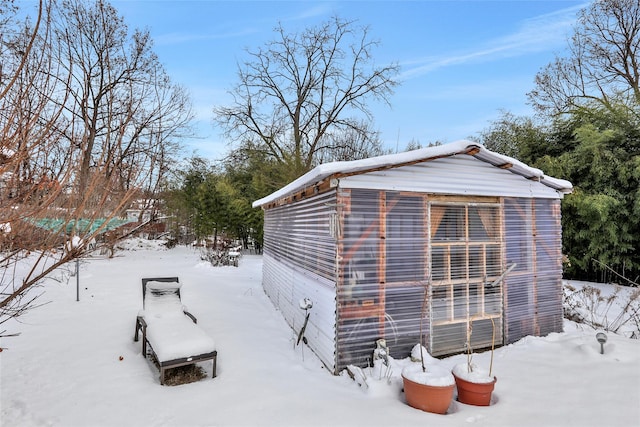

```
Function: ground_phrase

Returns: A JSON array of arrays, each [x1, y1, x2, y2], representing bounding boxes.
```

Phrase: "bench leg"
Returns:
[[212, 352, 217, 378]]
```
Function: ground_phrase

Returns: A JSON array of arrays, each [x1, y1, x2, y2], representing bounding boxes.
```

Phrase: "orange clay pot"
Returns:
[[453, 373, 497, 406], [402, 375, 455, 415]]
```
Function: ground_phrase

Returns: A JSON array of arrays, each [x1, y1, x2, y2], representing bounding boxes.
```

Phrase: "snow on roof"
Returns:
[[252, 140, 573, 208]]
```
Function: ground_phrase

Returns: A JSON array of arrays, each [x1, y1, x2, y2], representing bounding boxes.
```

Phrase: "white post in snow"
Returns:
[[76, 258, 80, 302], [67, 235, 82, 302]]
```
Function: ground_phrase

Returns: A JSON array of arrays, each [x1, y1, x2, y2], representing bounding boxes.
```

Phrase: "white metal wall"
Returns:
[[338, 155, 564, 199], [262, 253, 338, 372], [262, 191, 339, 372]]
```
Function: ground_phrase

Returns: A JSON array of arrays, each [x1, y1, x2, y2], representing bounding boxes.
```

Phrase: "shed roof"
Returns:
[[252, 140, 573, 208]]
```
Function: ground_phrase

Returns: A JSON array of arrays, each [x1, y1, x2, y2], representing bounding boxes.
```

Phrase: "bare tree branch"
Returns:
[[529, 0, 640, 117], [214, 16, 400, 182], [0, 0, 192, 337]]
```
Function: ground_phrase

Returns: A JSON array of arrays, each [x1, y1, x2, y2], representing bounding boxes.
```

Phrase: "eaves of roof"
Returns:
[[252, 139, 573, 208]]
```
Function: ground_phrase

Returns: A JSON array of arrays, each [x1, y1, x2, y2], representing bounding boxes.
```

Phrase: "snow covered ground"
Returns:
[[1, 240, 639, 426]]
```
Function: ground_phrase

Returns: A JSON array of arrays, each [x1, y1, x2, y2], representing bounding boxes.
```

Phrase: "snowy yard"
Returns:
[[1, 241, 639, 426]]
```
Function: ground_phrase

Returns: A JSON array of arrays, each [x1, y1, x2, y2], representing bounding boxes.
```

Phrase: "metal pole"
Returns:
[[76, 258, 79, 302], [596, 332, 607, 354]]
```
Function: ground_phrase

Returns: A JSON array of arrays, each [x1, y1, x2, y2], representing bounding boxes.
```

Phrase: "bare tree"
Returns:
[[214, 16, 400, 180], [53, 0, 191, 199], [1, 0, 70, 338], [314, 120, 389, 163], [528, 0, 640, 117], [0, 0, 192, 339]]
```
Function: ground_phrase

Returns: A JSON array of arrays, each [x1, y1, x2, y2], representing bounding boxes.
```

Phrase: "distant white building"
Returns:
[[126, 199, 161, 223]]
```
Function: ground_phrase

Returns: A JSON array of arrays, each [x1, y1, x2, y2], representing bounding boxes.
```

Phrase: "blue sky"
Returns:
[[111, 1, 588, 160]]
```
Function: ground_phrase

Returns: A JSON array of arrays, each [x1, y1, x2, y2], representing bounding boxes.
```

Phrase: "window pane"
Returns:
[[428, 199, 504, 356], [486, 245, 502, 277], [453, 283, 467, 318], [451, 246, 466, 280], [469, 206, 499, 241], [433, 206, 464, 241], [485, 281, 501, 315], [469, 282, 480, 316], [432, 246, 446, 280], [469, 246, 483, 279], [431, 286, 449, 321]]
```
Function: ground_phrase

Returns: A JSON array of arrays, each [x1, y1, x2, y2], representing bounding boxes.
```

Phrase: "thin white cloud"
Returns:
[[153, 3, 334, 46], [154, 28, 259, 46], [400, 3, 586, 81], [418, 76, 532, 101], [283, 4, 335, 22]]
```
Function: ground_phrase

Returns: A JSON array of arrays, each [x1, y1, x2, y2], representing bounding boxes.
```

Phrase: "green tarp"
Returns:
[[31, 218, 133, 235]]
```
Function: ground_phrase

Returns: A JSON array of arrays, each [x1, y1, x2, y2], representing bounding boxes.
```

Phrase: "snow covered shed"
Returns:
[[252, 140, 573, 374]]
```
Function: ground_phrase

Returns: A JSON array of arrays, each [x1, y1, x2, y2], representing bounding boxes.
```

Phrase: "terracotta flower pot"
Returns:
[[402, 375, 455, 415], [453, 373, 497, 406]]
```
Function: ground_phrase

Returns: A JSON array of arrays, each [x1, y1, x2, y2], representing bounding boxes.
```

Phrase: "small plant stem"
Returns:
[[466, 307, 472, 373], [489, 317, 495, 377], [419, 280, 429, 372]]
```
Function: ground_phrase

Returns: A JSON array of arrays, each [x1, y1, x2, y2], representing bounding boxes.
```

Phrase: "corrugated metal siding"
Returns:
[[261, 191, 338, 372], [534, 199, 564, 335], [339, 155, 563, 199], [383, 194, 430, 361], [263, 191, 337, 281], [260, 172, 564, 373], [503, 198, 563, 343], [335, 190, 507, 368], [262, 253, 338, 371], [503, 198, 535, 341], [336, 189, 390, 370]]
